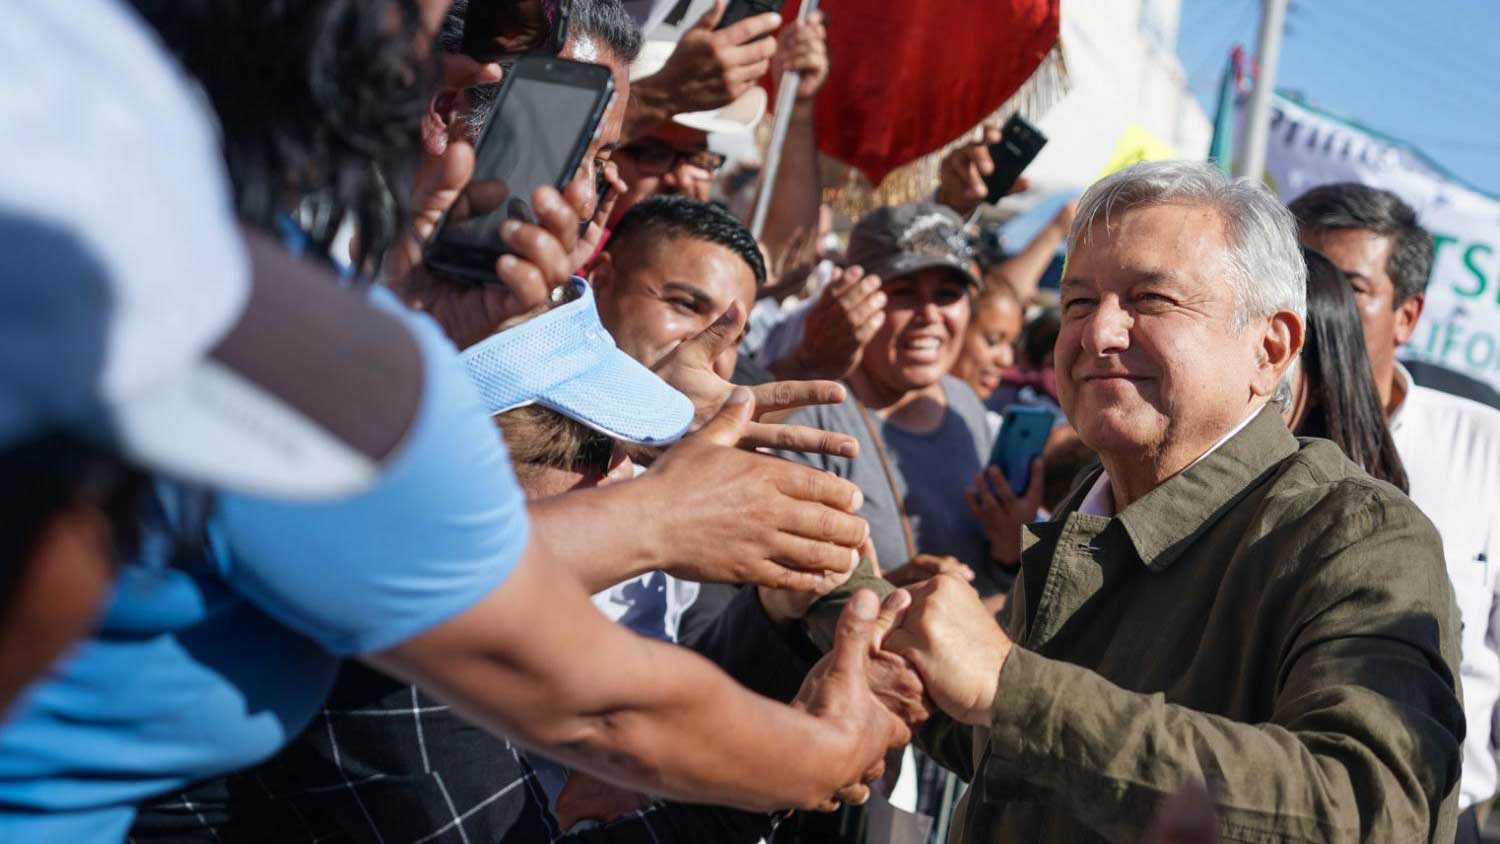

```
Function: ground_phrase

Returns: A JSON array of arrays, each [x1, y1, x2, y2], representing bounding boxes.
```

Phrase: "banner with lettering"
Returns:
[[1250, 94, 1500, 390]]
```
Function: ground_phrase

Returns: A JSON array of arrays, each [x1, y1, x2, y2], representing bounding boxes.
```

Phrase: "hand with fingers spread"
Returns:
[[653, 302, 861, 458], [626, 1, 782, 138], [935, 124, 1032, 218], [774, 265, 886, 381], [792, 590, 914, 810], [884, 553, 975, 589], [883, 574, 1014, 726], [772, 10, 829, 102], [967, 459, 1044, 567], [641, 387, 869, 591]]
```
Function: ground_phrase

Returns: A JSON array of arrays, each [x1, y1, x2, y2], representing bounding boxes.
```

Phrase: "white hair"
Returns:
[[1070, 160, 1307, 331]]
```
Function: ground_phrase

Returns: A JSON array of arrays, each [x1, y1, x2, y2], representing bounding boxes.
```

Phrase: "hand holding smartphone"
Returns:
[[987, 406, 1054, 495], [425, 55, 613, 285], [982, 114, 1048, 205], [717, 0, 786, 32]]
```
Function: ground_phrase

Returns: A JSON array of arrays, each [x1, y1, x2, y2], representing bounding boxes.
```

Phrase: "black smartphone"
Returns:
[[987, 406, 1053, 495], [983, 114, 1048, 205], [463, 0, 572, 61], [425, 56, 613, 285], [717, 0, 785, 31]]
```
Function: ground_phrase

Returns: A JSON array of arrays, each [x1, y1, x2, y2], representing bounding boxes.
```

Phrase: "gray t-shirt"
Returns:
[[776, 376, 1005, 595]]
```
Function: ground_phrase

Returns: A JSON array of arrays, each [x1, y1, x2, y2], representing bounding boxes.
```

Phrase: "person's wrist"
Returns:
[[612, 472, 671, 574], [963, 637, 1014, 725], [988, 541, 1019, 568]]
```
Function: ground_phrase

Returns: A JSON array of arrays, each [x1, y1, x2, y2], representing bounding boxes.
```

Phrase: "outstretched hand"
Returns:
[[643, 388, 868, 592], [653, 303, 859, 458], [793, 590, 914, 810]]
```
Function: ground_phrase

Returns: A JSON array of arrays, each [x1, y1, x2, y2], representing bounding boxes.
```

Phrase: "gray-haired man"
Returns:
[[811, 161, 1465, 843]]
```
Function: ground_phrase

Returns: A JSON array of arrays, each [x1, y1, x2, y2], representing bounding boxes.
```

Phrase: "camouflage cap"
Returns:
[[845, 201, 979, 288]]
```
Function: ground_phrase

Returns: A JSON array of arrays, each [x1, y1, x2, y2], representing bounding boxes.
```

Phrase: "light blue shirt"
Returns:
[[0, 296, 530, 842]]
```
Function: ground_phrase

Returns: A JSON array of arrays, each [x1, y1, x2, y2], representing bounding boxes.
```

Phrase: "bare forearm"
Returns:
[[525, 479, 659, 593], [373, 557, 857, 811], [760, 101, 821, 274]]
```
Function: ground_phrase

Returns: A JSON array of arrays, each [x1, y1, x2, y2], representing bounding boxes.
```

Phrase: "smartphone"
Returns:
[[425, 56, 613, 284], [717, 0, 785, 31], [463, 0, 572, 61], [983, 114, 1048, 205], [988, 406, 1054, 495]]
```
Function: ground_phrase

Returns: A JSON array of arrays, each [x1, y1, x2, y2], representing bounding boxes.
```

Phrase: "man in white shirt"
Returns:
[[1294, 183, 1500, 844]]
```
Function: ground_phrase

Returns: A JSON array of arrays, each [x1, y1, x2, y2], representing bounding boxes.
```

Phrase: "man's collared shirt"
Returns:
[[1390, 362, 1500, 810], [1077, 409, 1260, 518], [810, 407, 1465, 843]]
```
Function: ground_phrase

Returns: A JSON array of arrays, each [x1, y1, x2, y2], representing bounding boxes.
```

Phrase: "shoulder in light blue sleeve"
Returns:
[[212, 292, 530, 655]]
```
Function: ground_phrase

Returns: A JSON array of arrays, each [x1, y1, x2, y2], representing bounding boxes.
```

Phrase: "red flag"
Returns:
[[783, 0, 1059, 187]]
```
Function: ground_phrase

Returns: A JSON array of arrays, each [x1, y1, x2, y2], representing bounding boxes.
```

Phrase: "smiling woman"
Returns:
[[772, 202, 1034, 600]]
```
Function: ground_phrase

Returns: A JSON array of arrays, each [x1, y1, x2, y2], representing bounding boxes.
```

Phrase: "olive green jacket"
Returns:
[[809, 408, 1464, 843]]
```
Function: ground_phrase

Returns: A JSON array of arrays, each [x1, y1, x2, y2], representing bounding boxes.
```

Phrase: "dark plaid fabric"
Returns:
[[131, 586, 807, 844]]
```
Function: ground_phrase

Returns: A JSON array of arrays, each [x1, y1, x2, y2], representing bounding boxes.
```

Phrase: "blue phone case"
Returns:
[[987, 406, 1054, 494]]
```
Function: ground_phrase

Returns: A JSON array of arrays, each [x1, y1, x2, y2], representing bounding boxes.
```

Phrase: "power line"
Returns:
[[1281, 19, 1500, 126], [1291, 2, 1500, 114], [1186, 0, 1257, 83]]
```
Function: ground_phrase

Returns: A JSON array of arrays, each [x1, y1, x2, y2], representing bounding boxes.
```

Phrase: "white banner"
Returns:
[[1252, 94, 1500, 391]]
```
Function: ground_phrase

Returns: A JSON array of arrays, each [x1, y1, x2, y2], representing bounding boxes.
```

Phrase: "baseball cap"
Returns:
[[461, 278, 695, 445], [845, 201, 980, 288], [630, 40, 767, 135], [0, 225, 423, 500]]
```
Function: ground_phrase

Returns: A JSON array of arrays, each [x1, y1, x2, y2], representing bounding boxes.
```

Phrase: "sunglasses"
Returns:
[[615, 143, 727, 177], [574, 432, 616, 477]]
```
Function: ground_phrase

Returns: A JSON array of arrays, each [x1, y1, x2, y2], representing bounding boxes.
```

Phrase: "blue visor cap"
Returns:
[[461, 279, 695, 445]]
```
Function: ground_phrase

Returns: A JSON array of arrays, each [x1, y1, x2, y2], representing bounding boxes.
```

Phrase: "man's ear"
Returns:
[[1252, 310, 1304, 399], [1393, 292, 1425, 346], [588, 251, 615, 292], [422, 91, 457, 157]]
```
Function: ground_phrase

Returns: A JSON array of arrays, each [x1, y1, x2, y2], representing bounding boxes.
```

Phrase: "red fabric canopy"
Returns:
[[781, 0, 1059, 186]]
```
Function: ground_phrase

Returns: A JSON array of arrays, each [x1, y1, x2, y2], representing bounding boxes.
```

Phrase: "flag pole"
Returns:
[[1234, 0, 1288, 182], [749, 0, 820, 240]]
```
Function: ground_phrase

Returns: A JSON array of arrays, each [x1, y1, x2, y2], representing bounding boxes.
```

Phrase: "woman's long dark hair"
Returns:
[[1296, 247, 1409, 492], [127, 0, 438, 277]]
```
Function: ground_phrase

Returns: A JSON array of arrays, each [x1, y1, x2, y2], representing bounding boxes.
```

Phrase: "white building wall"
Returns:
[[1024, 0, 1211, 193]]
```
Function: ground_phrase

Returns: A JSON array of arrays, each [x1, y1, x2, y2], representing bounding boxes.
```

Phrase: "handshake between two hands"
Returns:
[[556, 576, 1015, 828]]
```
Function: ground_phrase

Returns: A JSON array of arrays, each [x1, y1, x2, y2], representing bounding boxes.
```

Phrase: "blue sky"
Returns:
[[1176, 0, 1500, 197]]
